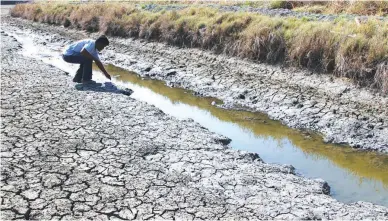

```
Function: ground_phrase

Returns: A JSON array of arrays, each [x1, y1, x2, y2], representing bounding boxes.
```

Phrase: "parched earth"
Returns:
[[3, 16, 387, 153], [1, 25, 388, 219], [2, 17, 388, 153]]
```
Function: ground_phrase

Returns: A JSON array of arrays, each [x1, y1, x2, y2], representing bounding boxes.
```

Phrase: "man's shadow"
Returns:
[[74, 82, 133, 96]]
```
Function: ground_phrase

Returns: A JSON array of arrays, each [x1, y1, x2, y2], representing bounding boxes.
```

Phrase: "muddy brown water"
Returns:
[[9, 30, 388, 207]]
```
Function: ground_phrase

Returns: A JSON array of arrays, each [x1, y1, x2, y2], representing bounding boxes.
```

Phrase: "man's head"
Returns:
[[95, 35, 109, 51]]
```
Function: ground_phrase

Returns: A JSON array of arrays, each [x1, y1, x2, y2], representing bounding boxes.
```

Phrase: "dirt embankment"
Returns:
[[3, 26, 388, 220], [3, 16, 387, 153]]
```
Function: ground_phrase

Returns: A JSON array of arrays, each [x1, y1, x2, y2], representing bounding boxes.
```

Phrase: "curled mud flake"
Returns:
[[241, 152, 263, 162], [166, 71, 177, 76], [238, 94, 246, 99]]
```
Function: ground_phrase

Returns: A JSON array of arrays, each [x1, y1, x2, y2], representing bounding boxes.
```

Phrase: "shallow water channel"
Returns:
[[10, 30, 388, 207]]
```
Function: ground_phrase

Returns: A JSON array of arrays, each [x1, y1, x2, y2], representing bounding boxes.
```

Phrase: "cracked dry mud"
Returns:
[[3, 16, 386, 153], [109, 35, 388, 153], [2, 30, 388, 220], [2, 26, 388, 220], [106, 37, 388, 153]]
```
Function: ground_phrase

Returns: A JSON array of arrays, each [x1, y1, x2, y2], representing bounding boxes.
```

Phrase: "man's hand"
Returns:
[[104, 72, 111, 80]]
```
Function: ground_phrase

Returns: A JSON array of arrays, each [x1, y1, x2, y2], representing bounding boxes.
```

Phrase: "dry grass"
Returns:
[[31, 0, 388, 16], [290, 1, 388, 16], [11, 3, 388, 93]]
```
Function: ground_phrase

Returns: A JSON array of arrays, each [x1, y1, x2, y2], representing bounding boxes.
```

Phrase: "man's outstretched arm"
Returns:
[[80, 48, 111, 80]]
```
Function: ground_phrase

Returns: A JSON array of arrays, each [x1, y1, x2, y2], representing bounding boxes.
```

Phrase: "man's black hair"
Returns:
[[96, 35, 109, 46]]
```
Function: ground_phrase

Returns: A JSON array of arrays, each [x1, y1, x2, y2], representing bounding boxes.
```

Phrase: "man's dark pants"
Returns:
[[62, 53, 93, 82]]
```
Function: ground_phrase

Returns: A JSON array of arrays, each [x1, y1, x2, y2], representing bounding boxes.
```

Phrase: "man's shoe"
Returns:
[[81, 80, 102, 86]]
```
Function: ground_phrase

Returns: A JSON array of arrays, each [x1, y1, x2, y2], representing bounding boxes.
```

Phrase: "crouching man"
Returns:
[[62, 35, 111, 84]]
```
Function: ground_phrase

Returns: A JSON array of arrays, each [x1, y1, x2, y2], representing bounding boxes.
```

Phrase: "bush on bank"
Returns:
[[11, 3, 388, 93]]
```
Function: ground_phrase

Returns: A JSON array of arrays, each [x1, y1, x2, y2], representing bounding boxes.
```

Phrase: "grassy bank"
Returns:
[[11, 3, 388, 93], [31, 0, 388, 16], [267, 1, 388, 16]]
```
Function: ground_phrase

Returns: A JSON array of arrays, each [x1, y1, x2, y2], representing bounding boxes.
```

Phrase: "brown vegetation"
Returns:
[[32, 0, 388, 16], [287, 1, 388, 16], [11, 3, 388, 93]]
